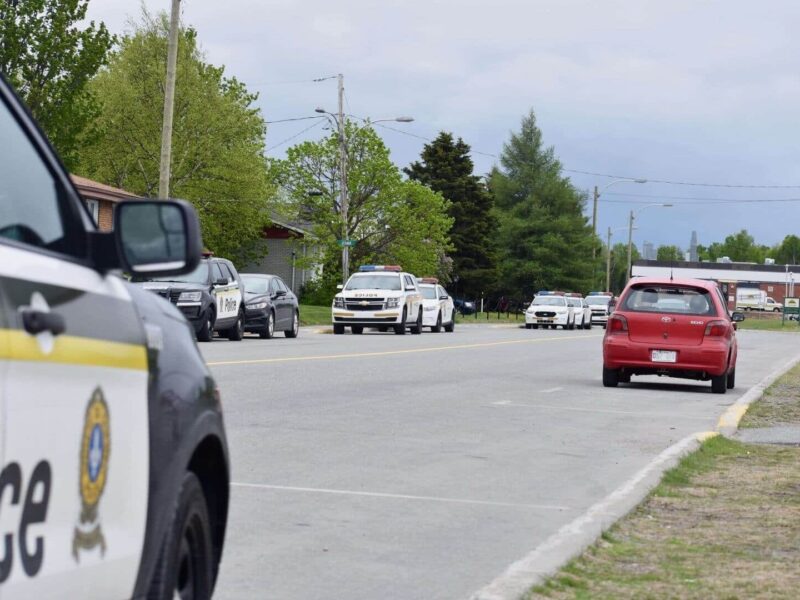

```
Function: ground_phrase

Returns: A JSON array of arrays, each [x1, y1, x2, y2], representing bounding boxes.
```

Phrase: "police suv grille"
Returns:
[[345, 297, 385, 311], [591, 309, 606, 315], [535, 311, 556, 318], [169, 290, 183, 303]]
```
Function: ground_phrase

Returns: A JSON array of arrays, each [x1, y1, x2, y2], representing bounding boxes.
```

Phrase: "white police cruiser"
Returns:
[[525, 291, 574, 329], [586, 291, 614, 327], [418, 277, 455, 333], [332, 265, 424, 335], [0, 74, 228, 599], [566, 293, 593, 330]]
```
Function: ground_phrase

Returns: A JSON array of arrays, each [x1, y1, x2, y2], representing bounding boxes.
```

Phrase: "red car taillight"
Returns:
[[607, 314, 628, 334], [704, 320, 729, 337]]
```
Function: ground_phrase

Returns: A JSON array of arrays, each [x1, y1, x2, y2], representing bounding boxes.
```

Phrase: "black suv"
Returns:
[[136, 256, 246, 342]]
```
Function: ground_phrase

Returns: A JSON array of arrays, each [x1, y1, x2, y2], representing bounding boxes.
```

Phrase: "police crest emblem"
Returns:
[[72, 387, 110, 561]]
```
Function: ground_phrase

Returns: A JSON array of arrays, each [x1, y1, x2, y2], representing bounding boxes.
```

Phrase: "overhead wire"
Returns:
[[266, 119, 325, 152]]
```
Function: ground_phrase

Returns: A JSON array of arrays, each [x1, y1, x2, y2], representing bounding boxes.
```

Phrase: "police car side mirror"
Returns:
[[336, 284, 344, 290], [440, 295, 449, 300], [274, 290, 287, 298], [213, 278, 228, 286], [114, 200, 202, 277]]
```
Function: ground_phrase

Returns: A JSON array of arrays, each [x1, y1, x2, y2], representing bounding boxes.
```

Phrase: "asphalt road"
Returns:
[[201, 323, 797, 600]]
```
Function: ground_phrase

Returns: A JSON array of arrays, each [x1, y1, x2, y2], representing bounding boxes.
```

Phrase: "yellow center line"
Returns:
[[206, 333, 603, 366]]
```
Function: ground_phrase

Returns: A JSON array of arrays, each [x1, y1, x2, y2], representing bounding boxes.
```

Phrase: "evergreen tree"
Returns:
[[405, 132, 497, 296], [489, 110, 594, 297]]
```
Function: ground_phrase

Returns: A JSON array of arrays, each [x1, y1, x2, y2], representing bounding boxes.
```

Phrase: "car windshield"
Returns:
[[532, 296, 566, 306], [136, 262, 209, 284], [585, 296, 611, 306], [420, 286, 438, 299], [566, 298, 582, 307], [345, 274, 402, 291], [242, 276, 270, 294], [622, 285, 717, 316]]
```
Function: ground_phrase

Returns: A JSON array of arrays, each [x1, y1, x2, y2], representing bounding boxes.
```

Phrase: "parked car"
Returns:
[[525, 291, 574, 329], [418, 277, 455, 332], [240, 273, 300, 338], [453, 297, 477, 315], [602, 277, 744, 393]]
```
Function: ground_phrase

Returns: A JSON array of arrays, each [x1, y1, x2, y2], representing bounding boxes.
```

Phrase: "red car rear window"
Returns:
[[621, 285, 717, 316]]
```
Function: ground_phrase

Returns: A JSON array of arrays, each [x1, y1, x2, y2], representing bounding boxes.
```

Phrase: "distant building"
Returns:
[[642, 241, 656, 260], [689, 231, 699, 262]]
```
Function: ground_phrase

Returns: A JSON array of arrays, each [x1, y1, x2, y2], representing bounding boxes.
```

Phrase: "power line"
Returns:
[[601, 197, 800, 205], [604, 191, 800, 203], [563, 168, 800, 189], [249, 75, 338, 87], [266, 120, 325, 152]]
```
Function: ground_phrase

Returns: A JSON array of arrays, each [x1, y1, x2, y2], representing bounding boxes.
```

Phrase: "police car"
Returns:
[[586, 291, 614, 327], [525, 291, 574, 329], [332, 265, 424, 335], [0, 75, 228, 598], [135, 254, 245, 342], [418, 277, 455, 333], [566, 293, 593, 330]]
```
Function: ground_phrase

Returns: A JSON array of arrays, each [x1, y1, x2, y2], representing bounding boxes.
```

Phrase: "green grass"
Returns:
[[459, 311, 526, 324], [737, 317, 800, 331], [298, 304, 330, 326]]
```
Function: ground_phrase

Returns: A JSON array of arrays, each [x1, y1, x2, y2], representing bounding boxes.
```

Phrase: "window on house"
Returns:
[[85, 199, 100, 225]]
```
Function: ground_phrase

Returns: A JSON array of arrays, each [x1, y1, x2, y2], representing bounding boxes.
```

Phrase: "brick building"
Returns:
[[632, 259, 800, 310], [70, 175, 139, 231]]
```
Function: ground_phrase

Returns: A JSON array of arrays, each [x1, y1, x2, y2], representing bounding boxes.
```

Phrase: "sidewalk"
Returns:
[[527, 365, 800, 599]]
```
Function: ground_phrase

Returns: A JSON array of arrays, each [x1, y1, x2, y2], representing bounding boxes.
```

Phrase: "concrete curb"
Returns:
[[468, 431, 715, 600], [716, 353, 800, 436], [470, 350, 800, 600]]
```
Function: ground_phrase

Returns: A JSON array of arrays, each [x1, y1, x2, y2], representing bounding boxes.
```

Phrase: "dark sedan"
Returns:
[[240, 274, 300, 338]]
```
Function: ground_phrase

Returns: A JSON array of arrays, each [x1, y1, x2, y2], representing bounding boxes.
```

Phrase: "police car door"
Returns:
[[212, 262, 239, 324], [0, 88, 148, 598], [438, 286, 453, 323]]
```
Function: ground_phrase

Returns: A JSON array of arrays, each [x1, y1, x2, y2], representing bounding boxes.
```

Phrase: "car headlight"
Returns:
[[385, 297, 400, 309], [333, 297, 345, 309], [247, 301, 267, 309], [526, 308, 534, 313], [178, 291, 202, 302]]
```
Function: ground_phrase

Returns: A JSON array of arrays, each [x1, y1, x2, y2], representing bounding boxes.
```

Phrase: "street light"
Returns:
[[591, 178, 647, 259], [627, 203, 673, 277], [314, 107, 414, 282]]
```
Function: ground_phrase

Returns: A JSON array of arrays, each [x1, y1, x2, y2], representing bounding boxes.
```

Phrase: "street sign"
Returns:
[[337, 239, 356, 247], [782, 297, 799, 323]]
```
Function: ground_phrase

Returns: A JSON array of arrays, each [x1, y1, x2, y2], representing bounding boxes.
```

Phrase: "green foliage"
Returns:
[[697, 230, 770, 264], [273, 122, 453, 283], [490, 110, 594, 297], [773, 235, 800, 265], [657, 245, 683, 261], [608, 242, 640, 293], [0, 0, 114, 168], [405, 132, 497, 296], [76, 9, 272, 264]]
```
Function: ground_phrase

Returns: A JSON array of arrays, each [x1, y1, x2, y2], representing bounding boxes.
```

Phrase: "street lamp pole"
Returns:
[[606, 225, 632, 292], [591, 178, 647, 259], [627, 203, 673, 278]]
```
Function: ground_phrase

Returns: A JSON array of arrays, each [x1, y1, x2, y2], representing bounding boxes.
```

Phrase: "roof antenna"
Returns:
[[670, 261, 674, 282]]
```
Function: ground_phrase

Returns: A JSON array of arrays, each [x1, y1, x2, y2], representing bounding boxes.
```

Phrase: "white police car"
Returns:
[[566, 293, 593, 330], [332, 265, 424, 335], [586, 291, 614, 327], [0, 74, 228, 599], [525, 291, 574, 329], [418, 278, 455, 333]]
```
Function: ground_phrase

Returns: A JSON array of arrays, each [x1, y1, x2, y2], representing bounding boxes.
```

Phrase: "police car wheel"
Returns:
[[351, 326, 364, 334], [260, 311, 275, 339], [410, 309, 423, 334], [285, 311, 299, 338], [149, 471, 214, 600], [394, 308, 407, 335], [432, 312, 442, 333], [197, 311, 214, 343], [227, 310, 244, 341], [333, 324, 345, 335], [444, 316, 454, 333]]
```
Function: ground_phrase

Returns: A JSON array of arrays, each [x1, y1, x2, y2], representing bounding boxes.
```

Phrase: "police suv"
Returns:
[[525, 291, 574, 329], [332, 265, 424, 335], [586, 291, 614, 327], [0, 75, 228, 598], [418, 277, 455, 333], [136, 254, 245, 342]]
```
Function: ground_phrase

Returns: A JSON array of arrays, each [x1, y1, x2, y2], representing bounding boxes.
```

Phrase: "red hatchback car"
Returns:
[[602, 277, 745, 394]]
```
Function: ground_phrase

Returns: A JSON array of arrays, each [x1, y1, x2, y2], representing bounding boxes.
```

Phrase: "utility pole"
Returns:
[[337, 73, 349, 282], [591, 185, 599, 259], [626, 210, 634, 280], [158, 0, 181, 199], [606, 227, 613, 292]]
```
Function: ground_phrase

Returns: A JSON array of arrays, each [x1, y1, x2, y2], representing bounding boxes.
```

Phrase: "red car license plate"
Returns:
[[651, 350, 677, 363]]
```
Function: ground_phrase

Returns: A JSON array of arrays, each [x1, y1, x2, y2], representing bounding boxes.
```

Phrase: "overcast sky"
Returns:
[[86, 1, 800, 253]]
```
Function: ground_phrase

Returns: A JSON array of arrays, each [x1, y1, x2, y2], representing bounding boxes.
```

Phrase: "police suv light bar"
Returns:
[[588, 291, 612, 296], [358, 265, 402, 272], [419, 277, 439, 284]]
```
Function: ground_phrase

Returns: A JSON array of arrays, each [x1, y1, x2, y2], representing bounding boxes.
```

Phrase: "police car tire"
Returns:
[[394, 309, 407, 335], [444, 317, 454, 333], [410, 309, 423, 334], [333, 324, 345, 335], [260, 311, 275, 339], [149, 471, 214, 600], [227, 310, 244, 341], [525, 323, 532, 329], [197, 311, 214, 343], [432, 312, 442, 333], [285, 311, 299, 338], [351, 326, 364, 334]]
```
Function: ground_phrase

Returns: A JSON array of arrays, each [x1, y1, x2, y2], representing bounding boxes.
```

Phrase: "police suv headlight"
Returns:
[[178, 291, 202, 302], [247, 301, 268, 310], [385, 297, 400, 309], [333, 297, 345, 309]]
